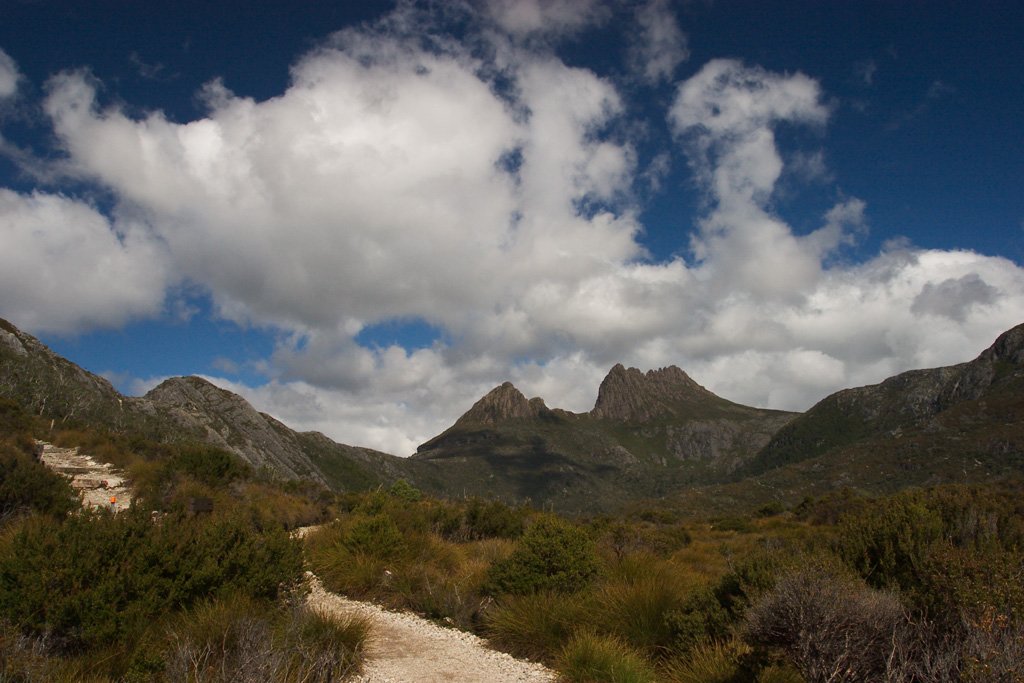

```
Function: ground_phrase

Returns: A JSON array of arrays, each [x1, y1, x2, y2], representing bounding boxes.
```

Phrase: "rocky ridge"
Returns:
[[453, 382, 553, 426], [591, 364, 715, 421], [144, 376, 329, 484], [0, 319, 402, 493], [745, 321, 1024, 476]]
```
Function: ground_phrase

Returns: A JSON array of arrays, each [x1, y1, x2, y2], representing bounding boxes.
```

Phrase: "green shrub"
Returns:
[[664, 587, 732, 656], [713, 516, 754, 533], [171, 444, 250, 487], [485, 515, 598, 595], [0, 441, 77, 521], [0, 507, 302, 651], [463, 497, 527, 540], [713, 547, 790, 619], [755, 502, 786, 518], [344, 513, 407, 560], [836, 495, 944, 595], [388, 478, 422, 501], [557, 631, 658, 683], [0, 398, 33, 436]]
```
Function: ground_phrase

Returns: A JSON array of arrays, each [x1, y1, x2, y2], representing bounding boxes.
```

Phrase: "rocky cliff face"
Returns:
[[453, 382, 552, 426], [591, 364, 717, 421], [143, 376, 327, 484]]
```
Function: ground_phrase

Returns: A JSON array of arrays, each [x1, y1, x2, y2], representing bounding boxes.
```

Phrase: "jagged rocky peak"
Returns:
[[454, 381, 550, 426], [145, 375, 239, 408], [591, 363, 712, 421]]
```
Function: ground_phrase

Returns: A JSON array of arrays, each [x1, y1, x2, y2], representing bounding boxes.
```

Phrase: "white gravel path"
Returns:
[[304, 572, 557, 683]]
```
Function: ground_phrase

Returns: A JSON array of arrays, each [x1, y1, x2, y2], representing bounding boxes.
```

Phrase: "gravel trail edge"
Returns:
[[303, 572, 557, 683]]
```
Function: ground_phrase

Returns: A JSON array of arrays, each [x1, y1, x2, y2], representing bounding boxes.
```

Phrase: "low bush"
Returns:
[[0, 507, 302, 652], [664, 586, 732, 656], [662, 639, 750, 683], [170, 444, 250, 487], [589, 556, 695, 658], [0, 440, 77, 522], [345, 513, 407, 559], [162, 593, 369, 683], [485, 514, 598, 595], [599, 521, 692, 560], [744, 561, 904, 683], [484, 591, 586, 662]]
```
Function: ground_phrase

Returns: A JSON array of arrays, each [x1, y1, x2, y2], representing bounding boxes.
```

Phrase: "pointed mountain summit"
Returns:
[[591, 364, 720, 422], [453, 382, 552, 426], [411, 362, 796, 511]]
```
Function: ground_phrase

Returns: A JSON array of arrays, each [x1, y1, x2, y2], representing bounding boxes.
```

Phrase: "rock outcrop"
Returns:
[[453, 382, 551, 426], [591, 364, 716, 422], [143, 376, 327, 484]]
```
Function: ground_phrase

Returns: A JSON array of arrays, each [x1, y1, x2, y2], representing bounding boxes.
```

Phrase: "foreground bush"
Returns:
[[0, 440, 77, 522], [662, 639, 751, 683], [745, 562, 905, 683], [589, 556, 698, 659], [0, 507, 302, 652], [484, 590, 586, 662]]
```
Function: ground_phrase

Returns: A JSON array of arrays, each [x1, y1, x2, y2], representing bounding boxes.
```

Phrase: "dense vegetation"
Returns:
[[0, 402, 367, 682], [304, 479, 1023, 682], [1, 394, 1021, 681]]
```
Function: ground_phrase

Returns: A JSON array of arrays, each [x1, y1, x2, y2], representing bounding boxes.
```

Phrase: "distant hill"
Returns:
[[408, 364, 795, 512], [663, 323, 1024, 516], [4, 316, 1023, 515], [743, 322, 1024, 477]]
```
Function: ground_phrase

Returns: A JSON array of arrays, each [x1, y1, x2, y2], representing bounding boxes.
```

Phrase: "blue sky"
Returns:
[[1, 0, 1023, 455]]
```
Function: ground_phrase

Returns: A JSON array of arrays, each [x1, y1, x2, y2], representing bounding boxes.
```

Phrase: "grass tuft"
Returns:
[[557, 630, 659, 683]]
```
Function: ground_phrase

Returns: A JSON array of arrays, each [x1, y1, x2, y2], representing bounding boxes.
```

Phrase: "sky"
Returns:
[[1, 0, 1023, 456]]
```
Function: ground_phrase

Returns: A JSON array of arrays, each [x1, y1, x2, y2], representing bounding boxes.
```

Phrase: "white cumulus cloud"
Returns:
[[4, 11, 1024, 454], [0, 190, 169, 333]]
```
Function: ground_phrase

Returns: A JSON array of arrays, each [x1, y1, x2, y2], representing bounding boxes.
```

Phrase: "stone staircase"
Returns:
[[37, 442, 133, 511]]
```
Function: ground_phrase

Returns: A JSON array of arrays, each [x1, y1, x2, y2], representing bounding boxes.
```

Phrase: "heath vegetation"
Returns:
[[1, 396, 1021, 681]]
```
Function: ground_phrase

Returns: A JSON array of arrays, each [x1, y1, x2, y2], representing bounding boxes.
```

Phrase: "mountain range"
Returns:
[[2, 316, 1022, 514]]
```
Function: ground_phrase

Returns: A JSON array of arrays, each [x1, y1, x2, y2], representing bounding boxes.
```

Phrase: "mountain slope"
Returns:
[[744, 322, 1024, 478], [6, 315, 1023, 516], [0, 319, 402, 492]]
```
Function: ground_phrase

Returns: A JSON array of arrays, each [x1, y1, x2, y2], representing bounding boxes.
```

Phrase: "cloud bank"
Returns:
[[2, 8, 1023, 455]]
